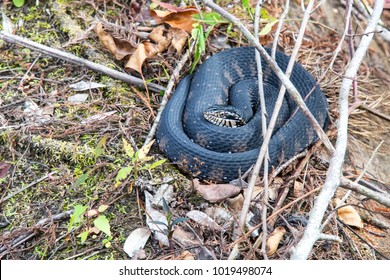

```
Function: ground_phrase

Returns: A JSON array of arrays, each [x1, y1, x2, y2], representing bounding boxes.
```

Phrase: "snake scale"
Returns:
[[156, 47, 328, 182]]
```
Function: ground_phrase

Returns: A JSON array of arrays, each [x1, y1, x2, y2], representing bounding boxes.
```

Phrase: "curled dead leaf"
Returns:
[[335, 198, 364, 228], [293, 181, 304, 198], [186, 210, 224, 232], [193, 179, 241, 202], [96, 22, 134, 60], [150, 2, 198, 33], [170, 28, 188, 53], [266, 226, 286, 256], [227, 194, 244, 212]]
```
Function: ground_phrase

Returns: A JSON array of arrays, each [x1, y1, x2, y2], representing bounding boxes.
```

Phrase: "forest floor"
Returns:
[[0, 0, 389, 260]]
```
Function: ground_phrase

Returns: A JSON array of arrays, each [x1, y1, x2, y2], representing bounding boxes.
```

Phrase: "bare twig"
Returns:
[[253, 0, 269, 259], [340, 178, 390, 208], [291, 0, 384, 260], [0, 31, 165, 93], [237, 0, 317, 237], [0, 210, 74, 256], [142, 40, 196, 146], [322, 140, 384, 230], [271, 0, 289, 59], [0, 171, 57, 204]]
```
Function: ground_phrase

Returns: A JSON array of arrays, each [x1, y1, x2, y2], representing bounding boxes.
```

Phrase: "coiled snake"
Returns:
[[156, 47, 328, 182]]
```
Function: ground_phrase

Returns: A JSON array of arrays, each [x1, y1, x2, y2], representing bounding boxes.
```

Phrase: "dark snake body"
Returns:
[[156, 47, 328, 182]]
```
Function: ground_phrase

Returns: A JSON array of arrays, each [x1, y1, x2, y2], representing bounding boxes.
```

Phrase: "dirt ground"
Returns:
[[0, 0, 389, 260]]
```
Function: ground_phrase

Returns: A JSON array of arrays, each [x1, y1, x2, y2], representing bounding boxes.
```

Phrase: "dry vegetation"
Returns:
[[0, 0, 389, 260]]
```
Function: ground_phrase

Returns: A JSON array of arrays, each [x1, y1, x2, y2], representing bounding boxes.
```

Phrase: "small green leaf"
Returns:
[[13, 0, 25, 8], [98, 205, 109, 213], [68, 204, 87, 231], [259, 20, 279, 36], [94, 134, 108, 159], [171, 217, 189, 227], [191, 24, 206, 72], [73, 171, 92, 188], [162, 197, 170, 214], [149, 159, 166, 169], [122, 138, 135, 158], [94, 215, 111, 236], [115, 166, 133, 187], [78, 230, 89, 243]]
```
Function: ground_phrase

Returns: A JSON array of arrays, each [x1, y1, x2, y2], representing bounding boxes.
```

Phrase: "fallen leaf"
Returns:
[[123, 228, 151, 258], [151, 0, 198, 13], [193, 179, 241, 202], [266, 226, 286, 255], [67, 94, 89, 103], [144, 191, 169, 246], [292, 181, 304, 198], [186, 210, 224, 232], [150, 2, 198, 33], [0, 162, 11, 179], [86, 209, 99, 218], [68, 81, 106, 91], [96, 22, 135, 60], [335, 198, 363, 228], [1, 11, 17, 34], [126, 42, 160, 73], [227, 194, 244, 212], [96, 22, 117, 56], [173, 227, 201, 247], [138, 139, 155, 161], [170, 28, 188, 53], [243, 186, 263, 201]]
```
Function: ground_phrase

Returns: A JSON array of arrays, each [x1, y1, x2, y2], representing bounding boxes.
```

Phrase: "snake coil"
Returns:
[[156, 47, 328, 182]]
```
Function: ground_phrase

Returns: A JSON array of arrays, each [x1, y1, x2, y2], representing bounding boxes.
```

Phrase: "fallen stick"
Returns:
[[0, 31, 165, 93]]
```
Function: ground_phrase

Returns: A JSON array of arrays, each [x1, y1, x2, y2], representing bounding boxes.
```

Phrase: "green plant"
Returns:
[[68, 204, 112, 247], [150, 198, 188, 252], [12, 0, 25, 8], [115, 139, 166, 191], [191, 12, 231, 72]]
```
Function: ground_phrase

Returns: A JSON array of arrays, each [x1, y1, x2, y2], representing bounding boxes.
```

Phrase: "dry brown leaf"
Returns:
[[150, 3, 198, 33], [243, 186, 263, 200], [186, 210, 224, 231], [193, 179, 241, 202], [148, 25, 166, 43], [96, 22, 117, 54], [335, 198, 364, 228], [152, 1, 198, 13], [227, 194, 244, 212], [173, 227, 201, 247], [266, 226, 286, 256], [96, 22, 134, 60], [170, 28, 188, 53], [292, 181, 304, 198]]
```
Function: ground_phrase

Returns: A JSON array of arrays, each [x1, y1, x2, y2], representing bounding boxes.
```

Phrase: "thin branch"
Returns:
[[291, 0, 384, 260], [340, 178, 390, 208], [237, 0, 317, 237], [143, 40, 196, 146], [0, 171, 57, 204], [253, 0, 268, 259], [0, 31, 165, 93], [0, 210, 74, 256], [271, 0, 289, 59]]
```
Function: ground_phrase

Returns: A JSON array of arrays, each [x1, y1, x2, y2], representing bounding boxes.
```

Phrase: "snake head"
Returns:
[[203, 105, 247, 128]]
